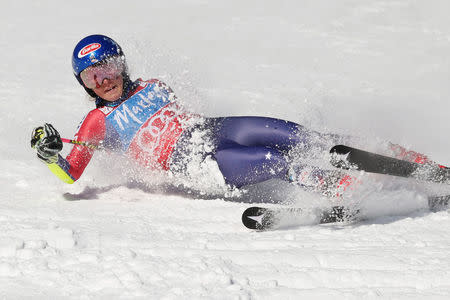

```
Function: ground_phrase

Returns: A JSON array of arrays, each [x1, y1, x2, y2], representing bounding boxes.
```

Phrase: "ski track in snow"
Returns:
[[2, 0, 450, 298]]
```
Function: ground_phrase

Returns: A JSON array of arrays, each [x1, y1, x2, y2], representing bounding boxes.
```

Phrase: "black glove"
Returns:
[[31, 123, 63, 163]]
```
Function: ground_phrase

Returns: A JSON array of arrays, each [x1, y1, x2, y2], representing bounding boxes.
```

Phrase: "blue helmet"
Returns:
[[72, 34, 124, 77], [72, 35, 131, 99]]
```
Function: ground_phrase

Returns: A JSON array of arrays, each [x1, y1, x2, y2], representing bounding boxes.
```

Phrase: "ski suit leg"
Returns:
[[213, 145, 290, 187], [172, 116, 357, 192], [213, 116, 310, 151], [209, 116, 358, 193], [210, 116, 314, 187]]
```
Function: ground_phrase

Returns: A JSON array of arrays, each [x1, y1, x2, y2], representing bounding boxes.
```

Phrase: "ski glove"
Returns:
[[31, 123, 63, 164]]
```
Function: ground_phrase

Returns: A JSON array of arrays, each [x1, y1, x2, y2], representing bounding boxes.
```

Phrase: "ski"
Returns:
[[330, 145, 450, 184], [242, 206, 357, 230], [242, 195, 450, 230]]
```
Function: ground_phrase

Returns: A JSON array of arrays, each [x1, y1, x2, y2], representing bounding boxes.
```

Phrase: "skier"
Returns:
[[30, 34, 437, 197]]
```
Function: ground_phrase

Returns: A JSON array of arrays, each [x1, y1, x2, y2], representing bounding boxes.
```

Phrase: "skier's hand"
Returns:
[[31, 123, 63, 164]]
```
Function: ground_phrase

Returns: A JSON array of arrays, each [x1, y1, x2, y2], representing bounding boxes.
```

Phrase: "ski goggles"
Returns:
[[80, 57, 125, 89]]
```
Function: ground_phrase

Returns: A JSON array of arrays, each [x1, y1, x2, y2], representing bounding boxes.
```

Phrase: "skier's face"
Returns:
[[92, 74, 124, 102], [80, 57, 125, 101]]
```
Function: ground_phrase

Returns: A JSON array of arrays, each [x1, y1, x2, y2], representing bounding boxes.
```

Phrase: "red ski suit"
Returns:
[[49, 79, 188, 183]]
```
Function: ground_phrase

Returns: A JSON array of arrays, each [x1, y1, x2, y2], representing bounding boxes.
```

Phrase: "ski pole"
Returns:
[[61, 138, 98, 149]]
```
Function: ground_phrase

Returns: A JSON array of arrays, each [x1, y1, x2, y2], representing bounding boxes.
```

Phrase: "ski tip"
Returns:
[[242, 207, 272, 230], [329, 145, 354, 170], [330, 145, 352, 155]]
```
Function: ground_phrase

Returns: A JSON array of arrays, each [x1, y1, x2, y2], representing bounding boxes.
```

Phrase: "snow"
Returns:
[[1, 0, 450, 298]]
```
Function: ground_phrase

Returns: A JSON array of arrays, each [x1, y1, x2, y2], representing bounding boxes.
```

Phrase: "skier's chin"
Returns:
[[102, 85, 122, 101]]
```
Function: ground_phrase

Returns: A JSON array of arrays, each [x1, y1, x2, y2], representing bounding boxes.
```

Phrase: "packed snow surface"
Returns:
[[1, 0, 450, 298]]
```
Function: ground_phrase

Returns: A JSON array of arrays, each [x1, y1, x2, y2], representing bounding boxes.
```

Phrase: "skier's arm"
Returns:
[[46, 154, 78, 184], [31, 110, 106, 184], [30, 123, 74, 183]]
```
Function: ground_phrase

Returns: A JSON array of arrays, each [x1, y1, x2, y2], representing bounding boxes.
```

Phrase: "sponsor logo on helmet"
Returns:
[[78, 43, 101, 58], [89, 53, 99, 64]]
